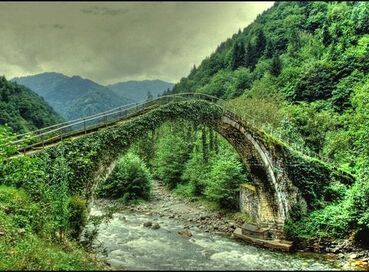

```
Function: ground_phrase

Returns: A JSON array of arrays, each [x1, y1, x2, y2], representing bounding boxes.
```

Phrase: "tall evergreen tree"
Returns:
[[255, 29, 267, 57], [270, 54, 282, 77], [231, 40, 246, 70], [244, 40, 256, 69], [322, 24, 330, 46]]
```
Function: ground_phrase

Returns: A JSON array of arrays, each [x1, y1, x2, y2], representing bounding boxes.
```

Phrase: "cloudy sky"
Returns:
[[0, 1, 274, 85]]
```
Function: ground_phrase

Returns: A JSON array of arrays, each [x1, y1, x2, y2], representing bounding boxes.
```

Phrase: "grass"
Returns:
[[0, 185, 106, 270]]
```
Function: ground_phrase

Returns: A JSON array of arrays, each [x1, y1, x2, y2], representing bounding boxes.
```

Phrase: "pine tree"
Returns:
[[322, 24, 330, 47], [255, 29, 267, 57], [270, 54, 282, 77], [146, 91, 153, 100], [244, 41, 256, 69], [231, 40, 246, 70]]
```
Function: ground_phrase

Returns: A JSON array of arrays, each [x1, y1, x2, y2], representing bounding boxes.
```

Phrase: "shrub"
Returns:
[[204, 151, 247, 209], [68, 195, 88, 240], [96, 152, 152, 203], [153, 123, 192, 189]]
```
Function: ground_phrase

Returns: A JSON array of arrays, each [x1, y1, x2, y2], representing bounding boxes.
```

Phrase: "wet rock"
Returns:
[[178, 229, 192, 238], [228, 222, 236, 229], [152, 223, 160, 230], [0, 231, 4, 236], [350, 253, 359, 259], [143, 221, 152, 228]]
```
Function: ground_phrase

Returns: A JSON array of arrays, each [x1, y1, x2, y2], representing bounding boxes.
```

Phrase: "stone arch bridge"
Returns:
[[9, 93, 353, 236]]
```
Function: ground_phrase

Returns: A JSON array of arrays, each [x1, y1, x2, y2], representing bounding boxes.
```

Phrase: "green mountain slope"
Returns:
[[0, 76, 63, 133], [165, 1, 369, 243], [171, 1, 369, 172], [107, 79, 174, 103], [12, 72, 133, 121]]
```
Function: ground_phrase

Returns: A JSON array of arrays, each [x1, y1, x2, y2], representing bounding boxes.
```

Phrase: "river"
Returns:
[[83, 182, 358, 270]]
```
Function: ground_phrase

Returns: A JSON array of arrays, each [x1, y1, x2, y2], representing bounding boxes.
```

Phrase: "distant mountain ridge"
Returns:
[[12, 72, 133, 121], [107, 79, 174, 102], [12, 73, 174, 121]]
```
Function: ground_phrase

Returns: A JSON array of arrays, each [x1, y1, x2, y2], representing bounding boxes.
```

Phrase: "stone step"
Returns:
[[233, 228, 294, 252]]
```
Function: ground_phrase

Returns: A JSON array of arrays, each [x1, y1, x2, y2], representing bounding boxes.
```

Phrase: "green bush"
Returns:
[[204, 151, 247, 209], [174, 183, 196, 198], [0, 185, 102, 270], [181, 142, 211, 196], [96, 152, 152, 203], [153, 123, 192, 189], [68, 195, 88, 240]]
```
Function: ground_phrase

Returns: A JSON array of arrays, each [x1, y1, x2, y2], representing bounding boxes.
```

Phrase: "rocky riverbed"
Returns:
[[87, 181, 368, 270]]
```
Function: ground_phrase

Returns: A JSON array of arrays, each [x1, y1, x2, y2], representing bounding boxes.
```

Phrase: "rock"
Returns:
[[350, 253, 359, 259], [0, 231, 4, 236], [178, 229, 192, 238], [228, 222, 236, 229], [200, 215, 207, 220], [143, 221, 152, 228], [152, 223, 160, 230]]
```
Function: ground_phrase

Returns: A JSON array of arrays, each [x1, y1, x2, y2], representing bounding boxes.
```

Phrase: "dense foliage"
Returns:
[[168, 1, 369, 243], [96, 152, 152, 203], [0, 128, 103, 270], [139, 121, 249, 210], [0, 76, 63, 133]]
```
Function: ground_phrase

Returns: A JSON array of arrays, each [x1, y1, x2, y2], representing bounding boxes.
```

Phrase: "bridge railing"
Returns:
[[10, 92, 334, 164], [11, 93, 223, 153]]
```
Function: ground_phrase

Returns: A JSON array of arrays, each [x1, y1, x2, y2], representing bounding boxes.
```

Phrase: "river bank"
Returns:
[[89, 180, 368, 270]]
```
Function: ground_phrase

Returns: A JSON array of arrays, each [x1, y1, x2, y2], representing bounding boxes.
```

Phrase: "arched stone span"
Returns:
[[26, 99, 353, 235]]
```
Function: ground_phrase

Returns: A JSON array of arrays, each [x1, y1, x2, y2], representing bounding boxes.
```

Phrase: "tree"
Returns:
[[146, 91, 153, 100], [270, 54, 282, 77], [255, 29, 267, 57], [231, 40, 246, 70], [244, 40, 256, 69], [322, 24, 330, 46]]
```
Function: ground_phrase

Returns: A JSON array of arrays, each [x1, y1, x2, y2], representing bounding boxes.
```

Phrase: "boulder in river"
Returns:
[[178, 229, 192, 238], [152, 223, 160, 230], [143, 221, 152, 228]]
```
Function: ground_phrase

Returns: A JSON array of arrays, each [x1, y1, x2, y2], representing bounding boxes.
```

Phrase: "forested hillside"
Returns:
[[107, 79, 174, 103], [158, 1, 369, 244], [171, 1, 369, 175], [12, 72, 133, 121], [0, 76, 63, 133]]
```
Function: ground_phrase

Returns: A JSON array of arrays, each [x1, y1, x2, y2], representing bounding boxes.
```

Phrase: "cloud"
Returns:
[[0, 2, 274, 85], [80, 6, 129, 16]]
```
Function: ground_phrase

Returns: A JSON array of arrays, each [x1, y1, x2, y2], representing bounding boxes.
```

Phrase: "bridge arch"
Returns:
[[13, 95, 353, 237]]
